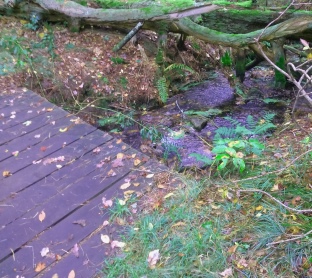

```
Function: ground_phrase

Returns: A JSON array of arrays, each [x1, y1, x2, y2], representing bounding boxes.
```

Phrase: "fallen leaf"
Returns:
[[107, 169, 116, 177], [73, 219, 86, 227], [102, 198, 113, 207], [134, 158, 141, 166], [40, 247, 50, 257], [72, 243, 79, 257], [103, 220, 110, 226], [46, 108, 54, 112], [116, 139, 122, 144], [111, 240, 126, 248], [112, 158, 124, 168], [93, 147, 101, 153], [52, 274, 59, 278], [255, 205, 263, 211], [2, 170, 11, 178], [12, 151, 19, 156], [55, 254, 62, 261], [101, 234, 110, 243], [146, 173, 154, 178], [34, 134, 41, 138], [171, 222, 186, 228], [291, 196, 301, 206], [237, 258, 248, 269], [59, 127, 68, 132], [227, 245, 238, 254], [133, 182, 140, 187], [164, 192, 174, 199], [39, 210, 46, 222], [219, 267, 233, 277], [40, 146, 47, 152], [116, 153, 124, 159], [23, 120, 32, 126], [35, 261, 46, 272], [120, 182, 131, 190], [147, 249, 160, 269], [68, 270, 75, 278]]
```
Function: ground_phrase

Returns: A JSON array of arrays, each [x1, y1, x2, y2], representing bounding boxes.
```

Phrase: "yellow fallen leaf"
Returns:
[[59, 127, 68, 132], [116, 139, 122, 144], [52, 274, 59, 278], [39, 210, 46, 222], [38, 32, 45, 39], [146, 173, 154, 178], [164, 192, 174, 199], [123, 190, 135, 196], [171, 221, 186, 228], [2, 170, 11, 178], [116, 153, 124, 159], [255, 205, 263, 211], [120, 182, 131, 190], [134, 158, 141, 166], [20, 19, 28, 24], [68, 270, 75, 278], [133, 183, 140, 187], [35, 261, 46, 272]]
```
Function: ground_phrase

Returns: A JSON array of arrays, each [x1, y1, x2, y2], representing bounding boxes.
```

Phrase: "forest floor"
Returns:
[[1, 15, 312, 277]]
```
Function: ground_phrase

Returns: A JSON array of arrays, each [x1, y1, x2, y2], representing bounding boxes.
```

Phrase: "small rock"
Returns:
[[189, 116, 208, 131]]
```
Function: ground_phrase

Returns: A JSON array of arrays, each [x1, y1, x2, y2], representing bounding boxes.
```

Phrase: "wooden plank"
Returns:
[[0, 123, 97, 201], [0, 90, 41, 109], [0, 160, 165, 278], [0, 110, 69, 163], [0, 146, 149, 261], [0, 102, 57, 132], [0, 106, 67, 146], [0, 131, 117, 227], [0, 121, 96, 184]]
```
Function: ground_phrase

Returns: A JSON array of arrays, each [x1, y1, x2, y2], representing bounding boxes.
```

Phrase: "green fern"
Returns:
[[215, 113, 276, 141], [164, 63, 195, 74], [156, 76, 168, 104], [155, 48, 164, 65]]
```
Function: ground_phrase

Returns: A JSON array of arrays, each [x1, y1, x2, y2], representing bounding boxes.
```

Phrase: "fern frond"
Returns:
[[214, 126, 237, 140], [164, 63, 195, 74], [262, 112, 276, 122], [156, 76, 168, 104], [254, 122, 276, 135], [246, 115, 257, 131], [224, 116, 241, 127]]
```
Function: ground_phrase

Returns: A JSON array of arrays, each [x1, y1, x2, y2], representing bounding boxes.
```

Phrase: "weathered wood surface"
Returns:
[[0, 90, 170, 277]]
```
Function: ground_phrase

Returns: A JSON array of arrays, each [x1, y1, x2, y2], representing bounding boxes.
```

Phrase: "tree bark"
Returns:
[[0, 0, 311, 54]]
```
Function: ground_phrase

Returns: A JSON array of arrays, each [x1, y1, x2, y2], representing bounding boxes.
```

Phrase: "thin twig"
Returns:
[[238, 188, 312, 213], [233, 148, 312, 183], [267, 229, 312, 246]]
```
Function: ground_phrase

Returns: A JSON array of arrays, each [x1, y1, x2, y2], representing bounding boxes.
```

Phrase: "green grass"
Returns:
[[102, 135, 312, 277]]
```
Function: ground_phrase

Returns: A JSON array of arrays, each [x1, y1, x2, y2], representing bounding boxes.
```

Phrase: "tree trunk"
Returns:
[[0, 0, 311, 58]]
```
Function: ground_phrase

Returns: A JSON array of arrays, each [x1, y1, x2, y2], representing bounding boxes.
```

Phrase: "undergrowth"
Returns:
[[101, 118, 312, 277]]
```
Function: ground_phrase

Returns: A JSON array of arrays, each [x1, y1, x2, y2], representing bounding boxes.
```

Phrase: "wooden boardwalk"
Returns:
[[0, 90, 168, 277]]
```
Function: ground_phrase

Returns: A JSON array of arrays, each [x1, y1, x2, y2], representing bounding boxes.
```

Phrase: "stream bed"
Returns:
[[115, 68, 293, 170]]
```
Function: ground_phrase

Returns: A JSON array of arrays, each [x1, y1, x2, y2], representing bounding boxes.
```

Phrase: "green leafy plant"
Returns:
[[221, 50, 232, 67], [156, 76, 168, 103], [212, 137, 264, 172], [111, 56, 126, 64], [140, 125, 162, 143], [25, 12, 41, 30], [98, 111, 134, 130], [211, 114, 275, 172]]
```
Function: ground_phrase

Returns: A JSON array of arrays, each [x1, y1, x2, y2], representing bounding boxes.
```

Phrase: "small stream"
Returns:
[[118, 68, 291, 170]]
